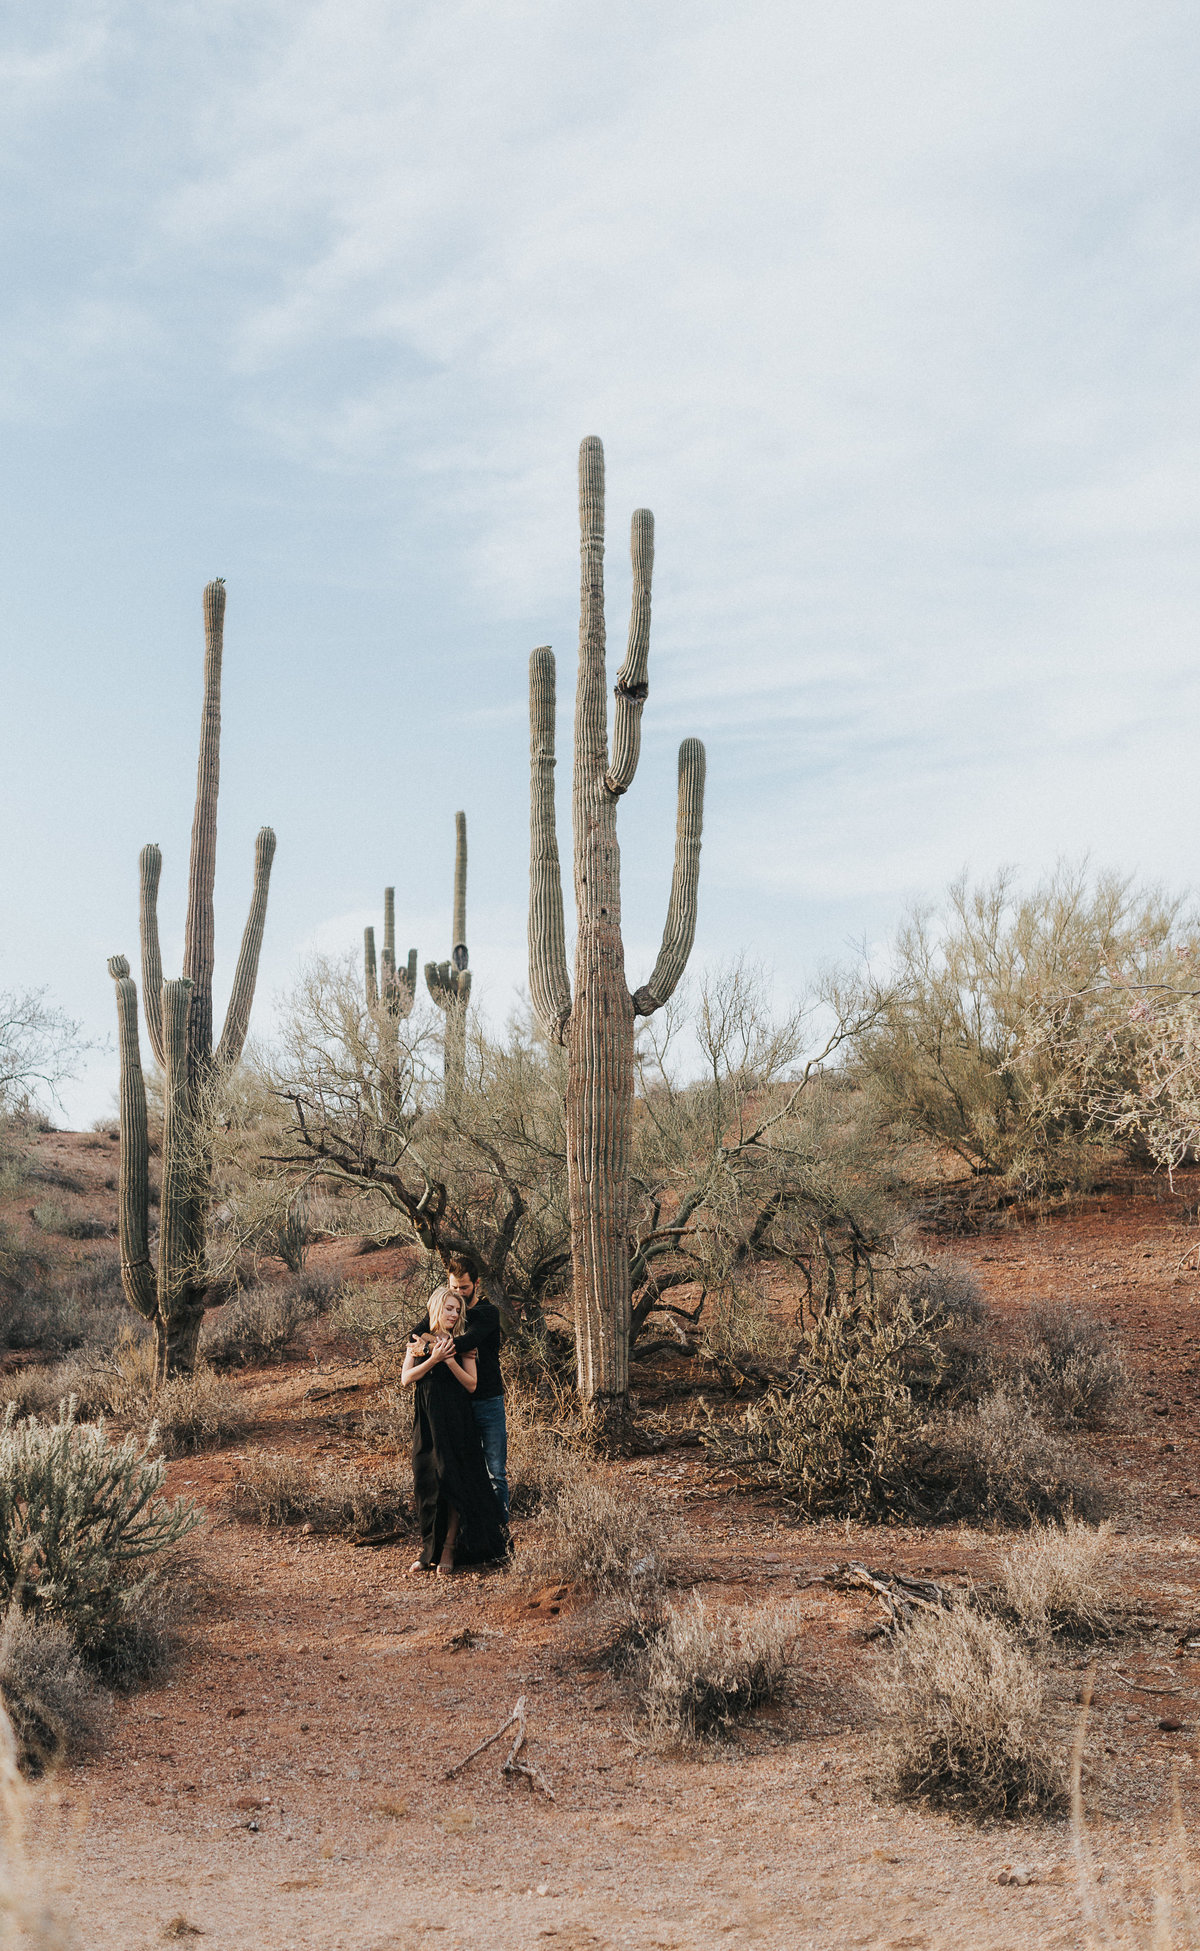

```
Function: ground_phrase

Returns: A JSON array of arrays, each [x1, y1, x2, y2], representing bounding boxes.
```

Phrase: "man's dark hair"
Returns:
[[445, 1254, 478, 1283]]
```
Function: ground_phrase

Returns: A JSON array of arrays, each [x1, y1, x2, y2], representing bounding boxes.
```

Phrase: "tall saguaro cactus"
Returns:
[[109, 581, 276, 1380], [528, 438, 706, 1439], [425, 811, 471, 1110]]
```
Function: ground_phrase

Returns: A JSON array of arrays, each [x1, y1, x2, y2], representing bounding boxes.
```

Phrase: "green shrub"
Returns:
[[874, 1605, 1066, 1819], [29, 1201, 108, 1242], [0, 1405, 201, 1659], [199, 1284, 312, 1368]]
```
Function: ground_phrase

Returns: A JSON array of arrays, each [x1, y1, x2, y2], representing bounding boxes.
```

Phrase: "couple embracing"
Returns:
[[401, 1256, 511, 1574]]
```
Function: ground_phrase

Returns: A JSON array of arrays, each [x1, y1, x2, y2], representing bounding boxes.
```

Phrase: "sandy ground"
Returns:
[[13, 1139, 1200, 1949]]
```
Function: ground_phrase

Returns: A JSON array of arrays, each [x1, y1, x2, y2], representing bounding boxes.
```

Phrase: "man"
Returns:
[[413, 1256, 509, 1525]]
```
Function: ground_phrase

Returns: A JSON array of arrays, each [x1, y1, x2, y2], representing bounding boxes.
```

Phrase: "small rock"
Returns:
[[997, 1865, 1036, 1886], [1159, 1717, 1186, 1732], [536, 1884, 549, 1896]]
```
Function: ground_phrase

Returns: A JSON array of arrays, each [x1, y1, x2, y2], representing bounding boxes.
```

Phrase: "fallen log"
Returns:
[[819, 1560, 955, 1635]]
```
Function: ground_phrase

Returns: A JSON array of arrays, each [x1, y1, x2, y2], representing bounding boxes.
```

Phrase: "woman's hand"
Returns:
[[430, 1334, 454, 1361]]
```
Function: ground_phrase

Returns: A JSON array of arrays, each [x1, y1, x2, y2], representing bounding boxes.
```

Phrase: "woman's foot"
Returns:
[[409, 1558, 434, 1574], [436, 1552, 456, 1575]]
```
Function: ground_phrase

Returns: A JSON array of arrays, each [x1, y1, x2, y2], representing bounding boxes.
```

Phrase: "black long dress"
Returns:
[[411, 1354, 508, 1567]]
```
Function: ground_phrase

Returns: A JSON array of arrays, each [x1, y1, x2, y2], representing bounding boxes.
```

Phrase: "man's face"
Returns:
[[448, 1271, 476, 1308]]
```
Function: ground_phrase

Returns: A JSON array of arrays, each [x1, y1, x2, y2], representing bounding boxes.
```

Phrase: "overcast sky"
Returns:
[[2, 0, 1199, 1123]]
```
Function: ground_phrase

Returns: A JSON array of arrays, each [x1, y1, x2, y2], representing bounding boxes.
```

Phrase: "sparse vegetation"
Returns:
[[0, 1607, 112, 1776], [199, 1282, 314, 1368], [1001, 1518, 1117, 1640], [150, 1367, 249, 1456], [874, 1604, 1067, 1818], [913, 1388, 1104, 1526], [520, 1470, 668, 1591], [1016, 1301, 1130, 1428], [636, 1596, 799, 1745], [231, 1452, 411, 1540]]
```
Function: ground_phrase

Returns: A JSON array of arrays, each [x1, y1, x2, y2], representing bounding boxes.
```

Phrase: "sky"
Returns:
[[2, 0, 1199, 1124]]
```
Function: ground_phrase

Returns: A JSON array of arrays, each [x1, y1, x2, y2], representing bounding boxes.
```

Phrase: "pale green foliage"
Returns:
[[847, 864, 1187, 1190], [875, 1604, 1066, 1818], [0, 1406, 201, 1655], [637, 1596, 799, 1745]]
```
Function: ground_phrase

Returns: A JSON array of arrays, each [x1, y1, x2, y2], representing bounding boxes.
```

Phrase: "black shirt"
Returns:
[[410, 1295, 504, 1401]]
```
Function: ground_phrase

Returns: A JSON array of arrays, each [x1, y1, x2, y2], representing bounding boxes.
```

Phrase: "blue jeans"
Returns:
[[472, 1394, 509, 1524]]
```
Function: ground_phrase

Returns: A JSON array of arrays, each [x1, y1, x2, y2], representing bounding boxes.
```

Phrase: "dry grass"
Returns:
[[150, 1367, 250, 1457], [637, 1596, 800, 1746], [505, 1387, 586, 1518], [912, 1388, 1105, 1526], [1017, 1301, 1130, 1428], [1001, 1518, 1117, 1640], [0, 1607, 112, 1777], [231, 1452, 411, 1541], [199, 1282, 314, 1368], [519, 1471, 669, 1592], [874, 1604, 1067, 1820]]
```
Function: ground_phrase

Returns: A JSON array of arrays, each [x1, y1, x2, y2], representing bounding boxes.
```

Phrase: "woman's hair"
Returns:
[[428, 1287, 463, 1335]]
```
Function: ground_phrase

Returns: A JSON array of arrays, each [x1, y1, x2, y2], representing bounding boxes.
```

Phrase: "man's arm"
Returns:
[[453, 1299, 500, 1354]]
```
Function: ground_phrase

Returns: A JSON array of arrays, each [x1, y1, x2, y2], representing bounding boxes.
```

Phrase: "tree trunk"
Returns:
[[155, 1302, 205, 1382]]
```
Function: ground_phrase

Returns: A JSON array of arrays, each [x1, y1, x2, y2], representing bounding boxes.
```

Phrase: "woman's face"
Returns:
[[440, 1293, 462, 1332]]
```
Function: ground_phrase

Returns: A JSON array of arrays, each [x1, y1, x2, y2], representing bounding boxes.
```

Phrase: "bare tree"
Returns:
[[0, 987, 89, 1117]]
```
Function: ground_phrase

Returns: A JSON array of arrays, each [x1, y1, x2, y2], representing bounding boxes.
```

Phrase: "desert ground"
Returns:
[[10, 1130, 1200, 1951]]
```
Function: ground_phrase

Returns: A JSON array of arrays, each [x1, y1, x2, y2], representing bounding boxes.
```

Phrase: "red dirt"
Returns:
[[10, 1136, 1200, 1948]]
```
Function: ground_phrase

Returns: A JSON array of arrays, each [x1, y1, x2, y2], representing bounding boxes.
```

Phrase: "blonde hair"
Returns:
[[428, 1287, 463, 1336]]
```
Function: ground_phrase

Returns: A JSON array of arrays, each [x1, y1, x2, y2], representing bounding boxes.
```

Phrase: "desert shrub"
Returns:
[[29, 1201, 108, 1242], [1016, 1302, 1129, 1428], [912, 1389, 1104, 1526], [1001, 1518, 1116, 1640], [698, 1272, 800, 1375], [894, 1260, 999, 1408], [231, 1452, 411, 1540], [0, 1607, 112, 1776], [702, 1294, 931, 1520], [520, 1471, 668, 1591], [290, 1266, 342, 1314], [874, 1604, 1066, 1819], [505, 1388, 585, 1518], [199, 1283, 312, 1368], [0, 1288, 88, 1354], [637, 1596, 799, 1745], [0, 1405, 202, 1661], [845, 865, 1181, 1192], [150, 1368, 249, 1456], [0, 1354, 120, 1424]]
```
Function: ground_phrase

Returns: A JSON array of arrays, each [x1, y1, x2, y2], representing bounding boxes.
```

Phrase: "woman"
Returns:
[[402, 1287, 508, 1573]]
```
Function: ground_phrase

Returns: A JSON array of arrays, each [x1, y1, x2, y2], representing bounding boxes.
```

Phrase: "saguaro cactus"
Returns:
[[528, 438, 706, 1438], [363, 888, 417, 1118], [109, 581, 276, 1379], [363, 888, 418, 1019], [425, 811, 471, 1109]]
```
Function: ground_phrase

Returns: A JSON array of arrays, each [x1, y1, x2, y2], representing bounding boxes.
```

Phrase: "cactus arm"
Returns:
[[157, 977, 193, 1317], [632, 738, 706, 1017], [107, 956, 156, 1322], [383, 887, 396, 976], [605, 509, 654, 797], [528, 645, 572, 1041], [425, 961, 450, 1008], [138, 844, 166, 1069], [364, 927, 378, 1007], [400, 947, 418, 1014], [452, 812, 468, 964], [182, 579, 226, 1078], [214, 825, 277, 1073]]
